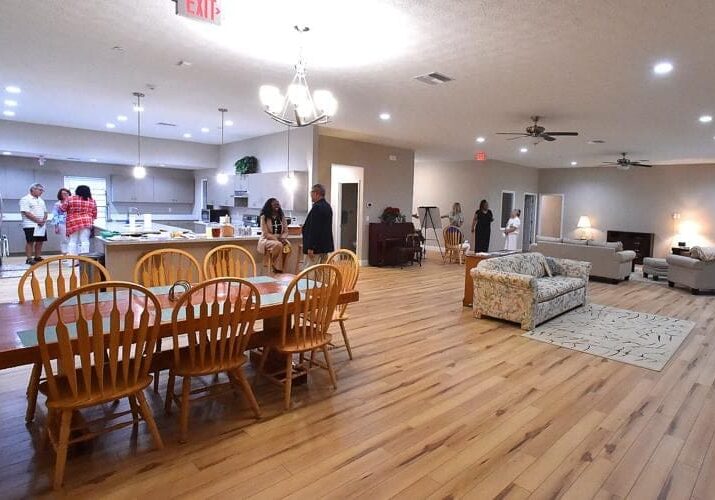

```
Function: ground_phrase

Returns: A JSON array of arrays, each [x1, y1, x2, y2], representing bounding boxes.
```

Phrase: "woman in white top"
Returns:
[[441, 202, 464, 228], [504, 209, 521, 251]]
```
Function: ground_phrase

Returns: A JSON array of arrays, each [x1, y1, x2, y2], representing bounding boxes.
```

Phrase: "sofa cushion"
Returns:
[[563, 238, 587, 245], [478, 252, 548, 278], [605, 241, 624, 251], [535, 276, 585, 302], [587, 240, 606, 247]]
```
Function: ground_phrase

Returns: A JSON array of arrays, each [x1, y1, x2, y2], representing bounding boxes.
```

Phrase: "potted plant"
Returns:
[[234, 156, 258, 175], [379, 206, 406, 224]]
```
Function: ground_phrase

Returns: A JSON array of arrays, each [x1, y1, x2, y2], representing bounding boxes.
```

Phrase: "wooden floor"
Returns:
[[0, 256, 714, 499]]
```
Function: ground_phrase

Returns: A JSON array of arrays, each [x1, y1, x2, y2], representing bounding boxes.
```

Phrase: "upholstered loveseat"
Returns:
[[471, 252, 591, 330], [666, 246, 715, 294], [528, 237, 636, 282]]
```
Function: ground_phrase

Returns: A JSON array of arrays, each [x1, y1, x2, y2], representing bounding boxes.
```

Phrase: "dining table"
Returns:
[[0, 274, 360, 371]]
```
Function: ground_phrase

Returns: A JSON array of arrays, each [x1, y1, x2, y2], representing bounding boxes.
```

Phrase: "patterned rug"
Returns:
[[523, 303, 695, 371]]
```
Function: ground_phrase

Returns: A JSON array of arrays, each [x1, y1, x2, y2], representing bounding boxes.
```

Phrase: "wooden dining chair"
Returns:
[[133, 248, 202, 287], [259, 264, 342, 410], [443, 226, 465, 264], [133, 248, 202, 392], [165, 278, 262, 442], [36, 282, 164, 490], [326, 249, 360, 360], [203, 244, 257, 279], [18, 255, 111, 423]]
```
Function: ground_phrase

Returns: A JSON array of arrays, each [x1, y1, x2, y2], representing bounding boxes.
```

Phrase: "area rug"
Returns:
[[523, 303, 695, 371]]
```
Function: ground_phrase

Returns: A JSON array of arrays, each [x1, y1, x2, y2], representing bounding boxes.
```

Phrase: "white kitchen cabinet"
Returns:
[[2, 167, 36, 199], [206, 174, 233, 207], [153, 176, 195, 204], [111, 175, 155, 203], [246, 172, 308, 212], [234, 174, 249, 193]]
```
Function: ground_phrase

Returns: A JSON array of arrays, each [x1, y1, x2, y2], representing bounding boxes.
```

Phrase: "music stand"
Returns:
[[417, 206, 443, 259]]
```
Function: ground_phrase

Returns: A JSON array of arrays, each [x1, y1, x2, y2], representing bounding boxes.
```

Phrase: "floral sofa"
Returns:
[[470, 252, 592, 330]]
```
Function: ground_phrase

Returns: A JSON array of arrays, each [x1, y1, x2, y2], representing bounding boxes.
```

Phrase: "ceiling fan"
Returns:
[[602, 153, 652, 170], [496, 115, 579, 142]]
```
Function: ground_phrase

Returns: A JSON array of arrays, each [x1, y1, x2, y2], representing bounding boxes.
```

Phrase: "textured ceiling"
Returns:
[[1, 0, 715, 167]]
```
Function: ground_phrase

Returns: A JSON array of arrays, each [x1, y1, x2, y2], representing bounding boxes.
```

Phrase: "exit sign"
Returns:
[[474, 151, 487, 161], [176, 0, 222, 25]]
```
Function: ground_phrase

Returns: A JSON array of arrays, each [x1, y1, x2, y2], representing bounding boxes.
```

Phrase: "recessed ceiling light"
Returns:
[[105, 122, 116, 129], [3, 110, 16, 117], [5, 85, 21, 94], [3, 99, 17, 107], [201, 127, 210, 133], [224, 120, 234, 126], [117, 115, 128, 122], [133, 105, 144, 113], [570, 161, 578, 166], [111, 46, 125, 52], [520, 147, 528, 153], [587, 139, 605, 144], [159, 163, 166, 167], [699, 115, 712, 123], [183, 132, 192, 138], [476, 136, 486, 143], [89, 158, 98, 162], [653, 61, 673, 75], [177, 60, 192, 67], [379, 112, 391, 121], [133, 165, 147, 179], [2, 151, 11, 156]]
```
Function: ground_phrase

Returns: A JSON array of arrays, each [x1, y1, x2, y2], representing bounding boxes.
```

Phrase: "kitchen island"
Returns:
[[93, 221, 302, 281]]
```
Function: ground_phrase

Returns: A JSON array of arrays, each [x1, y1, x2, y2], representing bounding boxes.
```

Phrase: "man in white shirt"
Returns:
[[19, 183, 48, 265]]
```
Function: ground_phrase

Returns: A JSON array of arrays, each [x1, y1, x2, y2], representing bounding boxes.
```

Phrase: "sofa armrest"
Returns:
[[616, 250, 636, 262], [666, 254, 705, 269], [549, 257, 592, 281], [471, 268, 535, 290]]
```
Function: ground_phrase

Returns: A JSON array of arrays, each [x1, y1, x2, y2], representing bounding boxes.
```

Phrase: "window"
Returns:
[[63, 176, 108, 221], [500, 190, 515, 229]]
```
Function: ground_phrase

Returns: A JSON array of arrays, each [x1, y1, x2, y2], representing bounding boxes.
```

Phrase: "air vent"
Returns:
[[413, 72, 454, 85], [156, 122, 177, 127]]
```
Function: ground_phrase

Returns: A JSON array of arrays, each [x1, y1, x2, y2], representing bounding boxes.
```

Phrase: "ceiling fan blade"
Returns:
[[602, 162, 618, 165], [540, 134, 556, 142], [632, 163, 653, 168], [544, 131, 579, 136], [496, 132, 527, 135]]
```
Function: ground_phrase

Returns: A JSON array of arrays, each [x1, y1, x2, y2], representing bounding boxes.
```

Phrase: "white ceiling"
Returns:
[[1, 0, 715, 167]]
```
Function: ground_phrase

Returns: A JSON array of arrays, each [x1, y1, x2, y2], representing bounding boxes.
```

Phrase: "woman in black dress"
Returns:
[[471, 199, 494, 252]]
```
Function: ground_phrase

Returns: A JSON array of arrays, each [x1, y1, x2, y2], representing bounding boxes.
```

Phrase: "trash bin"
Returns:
[[80, 252, 106, 283]]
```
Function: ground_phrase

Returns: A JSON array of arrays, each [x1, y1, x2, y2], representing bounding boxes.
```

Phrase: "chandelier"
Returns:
[[259, 26, 337, 128]]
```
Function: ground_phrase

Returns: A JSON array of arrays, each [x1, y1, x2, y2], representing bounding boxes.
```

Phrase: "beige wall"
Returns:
[[413, 160, 539, 251], [315, 135, 415, 261], [538, 164, 715, 257]]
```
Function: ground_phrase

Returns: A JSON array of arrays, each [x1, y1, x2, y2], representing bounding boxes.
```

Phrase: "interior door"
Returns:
[[339, 183, 358, 252], [522, 193, 537, 250]]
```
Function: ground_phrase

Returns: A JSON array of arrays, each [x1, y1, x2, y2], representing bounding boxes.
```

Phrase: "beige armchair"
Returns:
[[666, 254, 715, 294]]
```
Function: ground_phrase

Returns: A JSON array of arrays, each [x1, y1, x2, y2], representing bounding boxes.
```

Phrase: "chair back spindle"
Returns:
[[18, 255, 111, 303], [203, 245, 257, 279], [133, 249, 202, 287], [326, 249, 359, 317]]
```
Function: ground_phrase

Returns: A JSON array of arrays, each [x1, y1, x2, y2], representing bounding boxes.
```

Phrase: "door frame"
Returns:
[[330, 165, 364, 259], [522, 192, 538, 250], [537, 193, 565, 238]]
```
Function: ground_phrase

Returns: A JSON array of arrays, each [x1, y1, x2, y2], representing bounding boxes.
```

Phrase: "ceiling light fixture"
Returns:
[[132, 92, 147, 179], [476, 136, 486, 143], [183, 132, 192, 138], [379, 112, 391, 121], [520, 147, 528, 153], [224, 120, 234, 127], [282, 125, 298, 192], [3, 99, 17, 107], [201, 127, 210, 133], [133, 104, 144, 113], [105, 122, 116, 129], [259, 26, 337, 127], [571, 161, 578, 166], [2, 151, 11, 156], [653, 61, 673, 75], [89, 158, 98, 162], [699, 115, 713, 123], [5, 86, 21, 94], [3, 110, 16, 117], [117, 115, 128, 122], [216, 108, 229, 185]]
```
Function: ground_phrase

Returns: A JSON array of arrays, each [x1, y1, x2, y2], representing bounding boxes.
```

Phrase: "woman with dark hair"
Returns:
[[61, 185, 97, 255], [52, 188, 72, 255], [258, 197, 289, 272], [471, 199, 494, 252]]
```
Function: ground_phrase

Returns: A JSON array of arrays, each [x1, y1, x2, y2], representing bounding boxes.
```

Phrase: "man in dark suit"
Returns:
[[302, 183, 334, 267]]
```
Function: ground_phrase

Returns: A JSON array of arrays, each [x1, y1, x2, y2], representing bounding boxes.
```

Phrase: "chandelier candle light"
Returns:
[[133, 92, 147, 179], [259, 26, 338, 128]]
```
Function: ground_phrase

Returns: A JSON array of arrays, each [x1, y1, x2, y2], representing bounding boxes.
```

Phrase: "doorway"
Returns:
[[330, 165, 365, 259], [339, 183, 358, 252], [522, 193, 537, 250], [538, 194, 564, 238]]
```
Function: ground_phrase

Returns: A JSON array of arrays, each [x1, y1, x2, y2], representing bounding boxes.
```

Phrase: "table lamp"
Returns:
[[577, 215, 592, 240]]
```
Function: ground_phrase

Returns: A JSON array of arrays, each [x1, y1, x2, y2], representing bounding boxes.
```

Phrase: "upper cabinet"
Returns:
[[111, 174, 194, 204], [247, 172, 308, 212], [0, 166, 62, 199]]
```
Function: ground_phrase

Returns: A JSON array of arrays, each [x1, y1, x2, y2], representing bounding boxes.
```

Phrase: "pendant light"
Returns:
[[282, 125, 297, 192], [216, 107, 229, 185], [132, 92, 146, 179]]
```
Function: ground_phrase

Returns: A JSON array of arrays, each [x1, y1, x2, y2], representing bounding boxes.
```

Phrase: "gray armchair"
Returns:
[[666, 254, 715, 294]]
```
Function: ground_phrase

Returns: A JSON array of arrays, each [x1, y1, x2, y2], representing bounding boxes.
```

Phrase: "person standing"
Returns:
[[471, 199, 494, 252], [52, 188, 72, 256], [62, 185, 97, 255], [258, 197, 289, 273], [503, 209, 521, 251], [302, 183, 334, 267], [19, 183, 48, 265]]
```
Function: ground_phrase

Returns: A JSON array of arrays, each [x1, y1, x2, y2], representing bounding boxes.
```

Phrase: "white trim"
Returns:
[[537, 193, 565, 239], [330, 164, 364, 258]]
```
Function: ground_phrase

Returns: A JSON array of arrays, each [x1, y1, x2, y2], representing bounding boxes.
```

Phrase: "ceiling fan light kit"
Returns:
[[497, 116, 579, 143], [602, 152, 652, 170]]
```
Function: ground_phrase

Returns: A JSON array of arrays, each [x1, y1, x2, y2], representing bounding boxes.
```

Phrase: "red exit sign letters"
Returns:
[[176, 0, 222, 25]]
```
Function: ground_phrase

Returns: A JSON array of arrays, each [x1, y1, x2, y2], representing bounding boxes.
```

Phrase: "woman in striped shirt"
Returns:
[[61, 185, 97, 255]]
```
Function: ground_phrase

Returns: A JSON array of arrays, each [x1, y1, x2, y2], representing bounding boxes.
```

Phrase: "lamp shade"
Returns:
[[577, 216, 591, 229]]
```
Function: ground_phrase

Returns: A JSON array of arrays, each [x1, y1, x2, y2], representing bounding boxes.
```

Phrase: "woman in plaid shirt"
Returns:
[[61, 185, 97, 255]]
